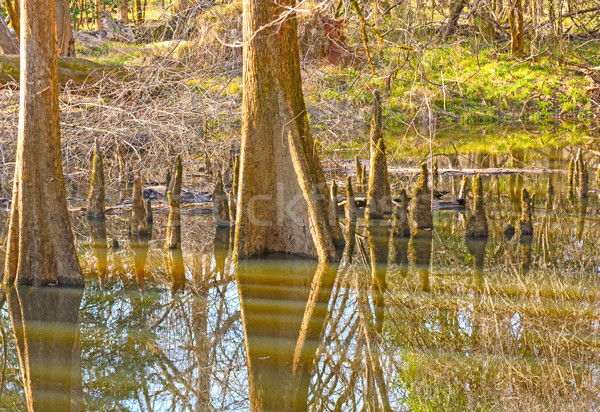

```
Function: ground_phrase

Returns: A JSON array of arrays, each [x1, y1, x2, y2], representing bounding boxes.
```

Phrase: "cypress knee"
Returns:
[[213, 172, 229, 228], [410, 163, 433, 230], [130, 174, 148, 237], [344, 176, 357, 262], [166, 156, 183, 249], [465, 175, 488, 238], [391, 189, 410, 238], [365, 138, 391, 220], [87, 141, 106, 221], [519, 188, 533, 236]]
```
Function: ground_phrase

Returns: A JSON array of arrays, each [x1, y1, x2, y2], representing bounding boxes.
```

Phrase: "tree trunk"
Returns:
[[3, 0, 83, 286], [55, 0, 75, 56], [0, 16, 18, 54], [4, 0, 20, 40], [118, 0, 129, 24], [234, 0, 344, 262], [443, 0, 468, 39]]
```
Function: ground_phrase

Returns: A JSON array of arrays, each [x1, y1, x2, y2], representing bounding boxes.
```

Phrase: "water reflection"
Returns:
[[87, 219, 108, 289], [410, 230, 433, 292], [237, 258, 337, 411], [6, 287, 83, 411], [465, 238, 487, 290]]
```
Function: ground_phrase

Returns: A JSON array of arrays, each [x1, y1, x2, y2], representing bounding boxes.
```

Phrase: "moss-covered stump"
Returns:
[[130, 174, 148, 237], [458, 175, 469, 199], [465, 175, 488, 238], [519, 188, 533, 236], [365, 138, 391, 220], [410, 163, 434, 230], [391, 189, 410, 238]]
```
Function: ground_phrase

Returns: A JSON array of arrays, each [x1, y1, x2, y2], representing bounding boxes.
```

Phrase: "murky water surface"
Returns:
[[1, 142, 600, 411]]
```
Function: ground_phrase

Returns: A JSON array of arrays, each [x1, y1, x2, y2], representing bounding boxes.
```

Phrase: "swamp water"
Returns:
[[0, 143, 599, 411]]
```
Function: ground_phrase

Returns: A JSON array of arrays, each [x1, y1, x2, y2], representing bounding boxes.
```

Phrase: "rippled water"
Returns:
[[0, 143, 599, 411]]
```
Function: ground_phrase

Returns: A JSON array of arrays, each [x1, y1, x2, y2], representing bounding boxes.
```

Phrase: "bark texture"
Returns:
[[0, 16, 18, 54], [410, 163, 434, 230], [365, 90, 391, 220], [55, 0, 75, 56], [234, 0, 343, 262], [3, 0, 83, 286]]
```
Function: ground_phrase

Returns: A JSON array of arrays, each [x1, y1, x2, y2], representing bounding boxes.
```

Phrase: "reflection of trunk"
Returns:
[[7, 287, 83, 411], [192, 255, 211, 409], [466, 238, 487, 290], [55, 0, 75, 56], [131, 234, 150, 289], [577, 198, 588, 241], [519, 235, 533, 276], [366, 220, 389, 334], [410, 230, 433, 292], [89, 219, 108, 288], [237, 259, 337, 411], [235, 0, 343, 262], [214, 226, 230, 278], [167, 248, 185, 293]]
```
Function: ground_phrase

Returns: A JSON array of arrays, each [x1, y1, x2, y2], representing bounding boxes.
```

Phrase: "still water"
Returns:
[[0, 144, 599, 411]]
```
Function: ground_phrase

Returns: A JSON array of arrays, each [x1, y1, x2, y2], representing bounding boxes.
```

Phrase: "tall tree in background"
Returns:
[[3, 0, 75, 56], [3, 0, 83, 286], [234, 0, 344, 262]]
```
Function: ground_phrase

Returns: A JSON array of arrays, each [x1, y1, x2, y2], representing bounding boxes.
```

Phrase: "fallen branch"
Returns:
[[0, 55, 122, 86]]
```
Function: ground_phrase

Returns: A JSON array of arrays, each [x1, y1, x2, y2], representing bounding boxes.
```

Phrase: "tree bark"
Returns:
[[443, 0, 468, 39], [3, 0, 83, 286], [55, 0, 75, 56], [4, 0, 20, 40], [0, 16, 18, 54], [234, 0, 344, 262], [118, 0, 129, 24]]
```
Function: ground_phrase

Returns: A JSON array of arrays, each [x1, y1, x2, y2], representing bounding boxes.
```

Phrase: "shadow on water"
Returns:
[[5, 287, 83, 412]]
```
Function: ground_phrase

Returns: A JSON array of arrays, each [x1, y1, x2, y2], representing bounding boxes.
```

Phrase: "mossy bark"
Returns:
[[235, 0, 343, 262], [3, 0, 83, 286], [410, 163, 434, 230], [365, 138, 391, 220], [391, 189, 410, 238], [365, 90, 391, 220], [166, 156, 182, 249], [329, 180, 339, 231]]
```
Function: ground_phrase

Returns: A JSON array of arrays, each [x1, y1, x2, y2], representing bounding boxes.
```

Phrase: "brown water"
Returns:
[[0, 144, 599, 411]]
